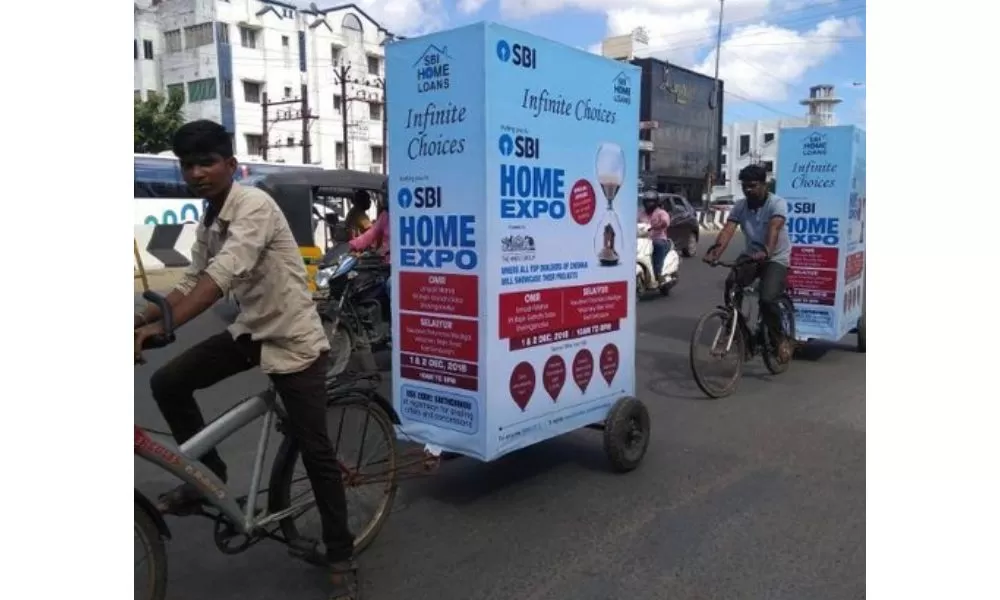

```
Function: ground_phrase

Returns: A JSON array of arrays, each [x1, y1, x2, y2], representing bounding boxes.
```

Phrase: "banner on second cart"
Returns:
[[775, 125, 864, 340], [386, 23, 639, 462]]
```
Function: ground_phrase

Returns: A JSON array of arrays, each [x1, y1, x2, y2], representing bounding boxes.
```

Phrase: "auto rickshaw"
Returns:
[[249, 169, 387, 291]]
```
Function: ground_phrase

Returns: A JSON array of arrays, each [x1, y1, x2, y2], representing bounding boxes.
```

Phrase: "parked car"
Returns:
[[659, 193, 700, 257]]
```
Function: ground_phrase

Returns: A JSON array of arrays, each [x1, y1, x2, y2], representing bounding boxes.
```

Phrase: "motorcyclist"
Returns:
[[704, 163, 792, 364], [344, 190, 373, 239], [638, 193, 671, 283]]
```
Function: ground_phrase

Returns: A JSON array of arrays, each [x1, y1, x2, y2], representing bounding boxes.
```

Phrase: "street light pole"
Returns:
[[706, 0, 725, 204]]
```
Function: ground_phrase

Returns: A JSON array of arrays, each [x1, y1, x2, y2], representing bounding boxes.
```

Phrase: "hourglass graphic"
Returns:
[[594, 142, 625, 267]]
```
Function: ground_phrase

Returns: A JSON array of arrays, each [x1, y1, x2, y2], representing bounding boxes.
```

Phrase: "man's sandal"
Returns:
[[329, 560, 361, 600]]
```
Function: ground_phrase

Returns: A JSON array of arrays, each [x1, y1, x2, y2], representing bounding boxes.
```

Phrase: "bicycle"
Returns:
[[688, 256, 797, 399], [134, 291, 401, 600]]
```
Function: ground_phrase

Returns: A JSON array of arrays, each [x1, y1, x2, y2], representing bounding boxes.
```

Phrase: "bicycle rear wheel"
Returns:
[[762, 295, 796, 375], [268, 392, 398, 557], [689, 308, 745, 398], [135, 503, 167, 600]]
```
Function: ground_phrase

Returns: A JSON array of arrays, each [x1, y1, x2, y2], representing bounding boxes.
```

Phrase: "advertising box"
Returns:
[[775, 125, 866, 341], [385, 23, 640, 461]]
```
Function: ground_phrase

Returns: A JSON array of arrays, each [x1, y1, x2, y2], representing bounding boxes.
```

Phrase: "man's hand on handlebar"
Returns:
[[703, 244, 722, 265], [749, 250, 768, 262], [135, 322, 166, 363]]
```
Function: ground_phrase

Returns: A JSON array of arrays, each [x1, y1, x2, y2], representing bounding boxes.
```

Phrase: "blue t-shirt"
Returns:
[[727, 193, 791, 266]]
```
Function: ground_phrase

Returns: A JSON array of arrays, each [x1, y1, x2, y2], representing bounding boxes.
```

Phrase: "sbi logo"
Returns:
[[498, 134, 540, 159], [397, 186, 442, 209], [496, 40, 537, 69]]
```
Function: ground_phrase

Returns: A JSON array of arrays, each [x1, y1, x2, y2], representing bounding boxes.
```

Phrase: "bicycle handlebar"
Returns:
[[140, 290, 176, 350], [708, 257, 761, 269]]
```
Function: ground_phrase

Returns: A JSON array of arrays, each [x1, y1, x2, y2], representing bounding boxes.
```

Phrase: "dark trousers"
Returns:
[[651, 238, 670, 279], [149, 332, 355, 562], [725, 256, 789, 342]]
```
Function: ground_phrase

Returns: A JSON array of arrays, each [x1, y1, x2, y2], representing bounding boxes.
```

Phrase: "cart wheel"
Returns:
[[856, 315, 866, 353], [602, 396, 651, 473]]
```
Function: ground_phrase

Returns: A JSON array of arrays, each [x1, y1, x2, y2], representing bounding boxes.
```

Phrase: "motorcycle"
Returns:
[[314, 243, 391, 378], [636, 222, 680, 298]]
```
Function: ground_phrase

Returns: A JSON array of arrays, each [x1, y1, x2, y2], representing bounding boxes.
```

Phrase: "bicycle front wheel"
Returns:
[[689, 308, 745, 398], [269, 392, 398, 556], [135, 503, 167, 600]]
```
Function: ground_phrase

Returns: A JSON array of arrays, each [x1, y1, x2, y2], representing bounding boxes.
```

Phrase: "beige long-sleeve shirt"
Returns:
[[173, 183, 330, 374]]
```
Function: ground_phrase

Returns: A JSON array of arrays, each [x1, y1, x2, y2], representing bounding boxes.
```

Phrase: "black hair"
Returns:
[[738, 164, 768, 184], [172, 119, 234, 160], [353, 189, 371, 204]]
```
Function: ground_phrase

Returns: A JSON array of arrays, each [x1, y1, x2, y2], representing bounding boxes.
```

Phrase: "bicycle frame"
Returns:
[[134, 386, 312, 535]]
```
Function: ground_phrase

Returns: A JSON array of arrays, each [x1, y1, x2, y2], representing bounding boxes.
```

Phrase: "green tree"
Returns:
[[134, 91, 185, 154]]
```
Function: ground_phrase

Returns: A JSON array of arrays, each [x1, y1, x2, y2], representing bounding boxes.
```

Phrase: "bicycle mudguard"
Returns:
[[135, 489, 172, 540]]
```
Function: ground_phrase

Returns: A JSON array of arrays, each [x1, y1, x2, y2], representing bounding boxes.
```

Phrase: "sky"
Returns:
[[331, 0, 867, 127]]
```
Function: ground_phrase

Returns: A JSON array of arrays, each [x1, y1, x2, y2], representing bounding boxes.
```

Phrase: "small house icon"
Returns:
[[412, 44, 451, 67]]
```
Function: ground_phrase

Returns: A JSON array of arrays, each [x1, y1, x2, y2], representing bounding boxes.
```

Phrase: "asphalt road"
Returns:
[[134, 234, 865, 600]]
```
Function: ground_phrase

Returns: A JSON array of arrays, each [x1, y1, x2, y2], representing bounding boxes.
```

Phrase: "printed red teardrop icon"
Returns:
[[570, 179, 597, 225], [572, 349, 594, 393], [542, 355, 567, 402], [599, 343, 620, 385], [509, 361, 536, 411]]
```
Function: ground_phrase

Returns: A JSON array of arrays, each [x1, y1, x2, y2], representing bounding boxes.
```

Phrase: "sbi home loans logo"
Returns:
[[414, 44, 452, 93], [496, 39, 537, 69], [803, 131, 828, 156], [613, 71, 631, 105]]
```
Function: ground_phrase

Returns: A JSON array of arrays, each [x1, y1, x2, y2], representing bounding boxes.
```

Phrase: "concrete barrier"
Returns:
[[134, 202, 339, 273], [695, 208, 732, 232]]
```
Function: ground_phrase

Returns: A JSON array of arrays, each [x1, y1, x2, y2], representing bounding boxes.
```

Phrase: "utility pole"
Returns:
[[333, 62, 388, 172], [261, 88, 318, 164], [301, 82, 311, 164], [706, 0, 725, 206], [334, 63, 351, 169]]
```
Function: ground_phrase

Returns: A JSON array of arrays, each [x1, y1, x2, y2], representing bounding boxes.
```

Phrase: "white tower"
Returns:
[[800, 84, 842, 127]]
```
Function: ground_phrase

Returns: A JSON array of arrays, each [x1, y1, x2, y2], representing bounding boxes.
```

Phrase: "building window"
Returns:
[[366, 55, 380, 75], [143, 39, 154, 59], [331, 45, 342, 65], [166, 83, 185, 104], [721, 135, 727, 147], [333, 95, 342, 113], [240, 26, 258, 49], [134, 40, 138, 59], [184, 23, 214, 49], [342, 14, 363, 33], [216, 22, 230, 44], [335, 142, 345, 165], [763, 132, 775, 144], [739, 134, 751, 156], [243, 80, 263, 104], [286, 136, 296, 146], [368, 102, 382, 120], [762, 160, 774, 173], [221, 78, 233, 99], [187, 78, 218, 102], [370, 145, 384, 166], [284, 86, 293, 99], [164, 30, 182, 53], [721, 153, 727, 166], [282, 35, 289, 48], [245, 134, 264, 156]]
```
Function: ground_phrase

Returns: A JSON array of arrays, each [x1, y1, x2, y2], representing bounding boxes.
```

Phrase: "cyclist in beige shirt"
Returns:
[[134, 120, 360, 599]]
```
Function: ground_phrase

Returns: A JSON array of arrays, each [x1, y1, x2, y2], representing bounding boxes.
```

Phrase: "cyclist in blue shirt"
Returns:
[[705, 164, 792, 363]]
